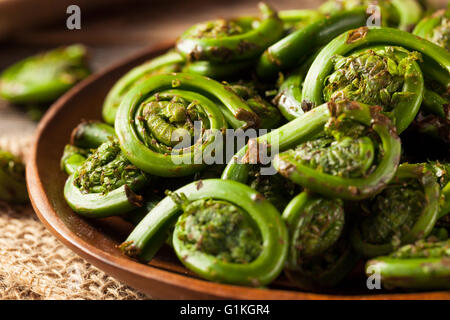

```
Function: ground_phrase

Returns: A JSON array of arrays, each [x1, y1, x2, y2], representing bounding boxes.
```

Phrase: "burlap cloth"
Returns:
[[0, 134, 148, 300]]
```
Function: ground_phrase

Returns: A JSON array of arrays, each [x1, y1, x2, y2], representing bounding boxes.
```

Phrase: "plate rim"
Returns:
[[25, 43, 450, 300]]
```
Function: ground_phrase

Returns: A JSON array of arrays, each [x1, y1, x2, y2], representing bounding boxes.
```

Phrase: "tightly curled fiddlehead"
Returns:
[[256, 8, 369, 78], [0, 44, 90, 104], [351, 163, 440, 257], [173, 197, 262, 264], [64, 140, 148, 217], [176, 3, 283, 64], [284, 192, 345, 261], [308, 45, 424, 133], [0, 150, 28, 203], [323, 47, 422, 124], [120, 179, 288, 286], [366, 239, 450, 289], [102, 51, 184, 124], [115, 72, 271, 177], [276, 45, 424, 123], [283, 192, 358, 289], [272, 101, 401, 200], [302, 27, 450, 133]]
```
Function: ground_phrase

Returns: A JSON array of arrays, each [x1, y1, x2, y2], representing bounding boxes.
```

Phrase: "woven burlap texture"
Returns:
[[0, 136, 148, 300]]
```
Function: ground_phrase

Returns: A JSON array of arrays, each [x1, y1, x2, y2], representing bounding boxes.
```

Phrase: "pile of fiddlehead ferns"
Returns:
[[59, 1, 450, 292]]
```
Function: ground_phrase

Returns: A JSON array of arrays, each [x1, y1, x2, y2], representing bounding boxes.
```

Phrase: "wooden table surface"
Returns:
[[0, 0, 447, 139]]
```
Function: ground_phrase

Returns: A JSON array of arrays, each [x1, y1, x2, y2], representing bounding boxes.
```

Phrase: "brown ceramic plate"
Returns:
[[26, 44, 450, 300]]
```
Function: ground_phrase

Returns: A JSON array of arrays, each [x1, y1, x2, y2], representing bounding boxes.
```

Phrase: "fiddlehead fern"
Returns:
[[414, 9, 450, 52], [284, 192, 345, 261], [0, 150, 28, 203], [327, 46, 423, 133], [351, 163, 440, 257], [120, 179, 288, 286], [366, 239, 450, 289], [102, 51, 184, 124], [173, 197, 262, 264], [272, 101, 401, 200], [411, 10, 450, 143], [256, 8, 369, 78], [302, 27, 450, 132], [61, 121, 116, 175], [114, 72, 269, 177], [283, 192, 359, 289], [176, 3, 283, 64], [64, 140, 148, 217], [0, 44, 90, 104]]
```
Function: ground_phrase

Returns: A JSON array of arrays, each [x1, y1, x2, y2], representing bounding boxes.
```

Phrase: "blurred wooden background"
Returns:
[[0, 0, 448, 138]]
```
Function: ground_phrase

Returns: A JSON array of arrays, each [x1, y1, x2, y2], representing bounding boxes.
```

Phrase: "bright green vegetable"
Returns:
[[302, 27, 450, 122], [0, 44, 90, 104], [323, 46, 423, 133], [181, 59, 254, 80], [176, 3, 284, 63], [304, 41, 431, 133], [272, 101, 401, 200], [351, 163, 440, 257], [274, 54, 316, 120], [0, 150, 28, 203], [414, 9, 450, 51], [284, 192, 345, 260], [115, 73, 267, 177], [70, 121, 116, 149], [366, 239, 450, 289], [222, 101, 333, 183], [64, 140, 148, 217], [120, 179, 288, 286], [256, 8, 369, 78], [60, 144, 89, 175], [283, 192, 358, 290]]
